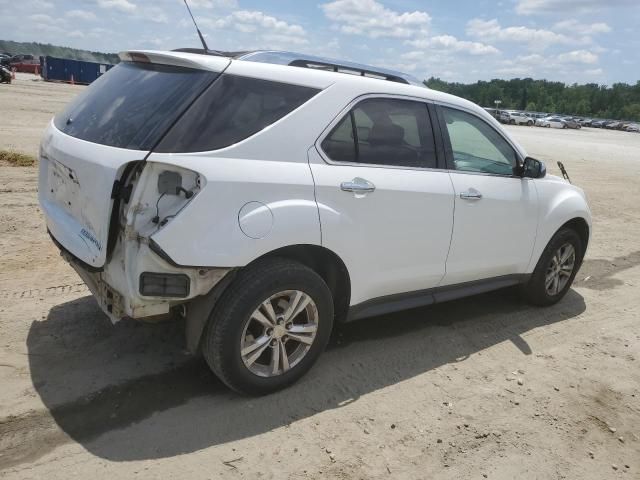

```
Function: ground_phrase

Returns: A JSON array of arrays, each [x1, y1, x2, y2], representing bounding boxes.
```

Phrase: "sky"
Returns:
[[1, 0, 639, 85]]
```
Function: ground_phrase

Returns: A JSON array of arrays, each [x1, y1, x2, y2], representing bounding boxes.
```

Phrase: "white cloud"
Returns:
[[557, 49, 598, 64], [66, 9, 97, 20], [28, 13, 54, 23], [553, 20, 611, 36], [495, 48, 599, 78], [98, 0, 136, 13], [200, 10, 307, 47], [187, 0, 238, 8], [466, 18, 571, 50], [209, 10, 305, 37], [516, 0, 637, 15], [406, 35, 500, 56], [584, 68, 603, 75], [321, 0, 431, 39]]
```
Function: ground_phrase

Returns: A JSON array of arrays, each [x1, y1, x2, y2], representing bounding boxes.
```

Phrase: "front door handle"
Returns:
[[460, 190, 482, 200], [341, 177, 376, 193]]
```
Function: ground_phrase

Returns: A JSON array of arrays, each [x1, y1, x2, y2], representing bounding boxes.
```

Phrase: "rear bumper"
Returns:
[[50, 230, 232, 323]]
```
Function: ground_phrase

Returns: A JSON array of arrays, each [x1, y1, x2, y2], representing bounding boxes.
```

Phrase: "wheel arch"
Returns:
[[251, 244, 352, 324], [561, 217, 589, 260], [527, 182, 591, 273], [185, 244, 351, 353]]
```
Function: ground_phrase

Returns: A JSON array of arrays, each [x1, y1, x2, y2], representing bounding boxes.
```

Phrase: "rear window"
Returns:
[[54, 62, 218, 150], [155, 74, 320, 153]]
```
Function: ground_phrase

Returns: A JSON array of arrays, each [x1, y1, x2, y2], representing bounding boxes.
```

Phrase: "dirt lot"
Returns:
[[1, 75, 639, 479]]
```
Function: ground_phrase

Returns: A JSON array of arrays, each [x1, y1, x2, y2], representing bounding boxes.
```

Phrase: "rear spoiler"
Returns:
[[118, 50, 230, 73]]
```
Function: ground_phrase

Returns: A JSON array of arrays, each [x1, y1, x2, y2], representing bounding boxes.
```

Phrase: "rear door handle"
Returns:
[[459, 190, 482, 200], [341, 177, 376, 193]]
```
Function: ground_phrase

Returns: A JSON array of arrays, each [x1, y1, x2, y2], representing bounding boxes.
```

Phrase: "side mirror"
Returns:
[[521, 157, 546, 179]]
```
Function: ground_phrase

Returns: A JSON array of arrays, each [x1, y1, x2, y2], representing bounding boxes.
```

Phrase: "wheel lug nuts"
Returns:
[[271, 339, 277, 347], [285, 323, 292, 330], [266, 328, 273, 336]]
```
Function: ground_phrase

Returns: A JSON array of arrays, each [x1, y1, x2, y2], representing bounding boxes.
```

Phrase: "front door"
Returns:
[[309, 96, 455, 306], [436, 105, 538, 286]]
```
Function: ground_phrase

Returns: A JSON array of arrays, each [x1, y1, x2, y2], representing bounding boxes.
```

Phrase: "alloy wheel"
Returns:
[[545, 243, 576, 296], [240, 290, 319, 377]]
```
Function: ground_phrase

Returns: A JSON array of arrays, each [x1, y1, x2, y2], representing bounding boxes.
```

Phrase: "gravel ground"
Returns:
[[0, 75, 639, 479]]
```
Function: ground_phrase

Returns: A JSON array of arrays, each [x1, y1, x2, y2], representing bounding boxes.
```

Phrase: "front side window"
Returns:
[[156, 75, 320, 152], [440, 107, 517, 176], [321, 97, 437, 168]]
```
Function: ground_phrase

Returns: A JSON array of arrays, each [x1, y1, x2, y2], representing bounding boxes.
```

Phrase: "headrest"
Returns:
[[368, 122, 405, 146]]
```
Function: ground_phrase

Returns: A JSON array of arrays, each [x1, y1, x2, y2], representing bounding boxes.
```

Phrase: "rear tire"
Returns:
[[202, 258, 334, 395], [521, 228, 583, 306], [509, 119, 516, 125], [527, 121, 533, 126]]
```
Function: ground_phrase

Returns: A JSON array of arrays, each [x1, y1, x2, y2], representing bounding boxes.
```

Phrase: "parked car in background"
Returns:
[[591, 120, 606, 128], [38, 48, 591, 395], [561, 117, 581, 129], [605, 121, 622, 130], [500, 111, 533, 126], [579, 118, 592, 127], [544, 117, 568, 129], [535, 117, 550, 127], [624, 124, 640, 132]]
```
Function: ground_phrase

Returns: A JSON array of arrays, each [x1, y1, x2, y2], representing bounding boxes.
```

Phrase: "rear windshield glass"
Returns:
[[155, 74, 320, 152], [54, 62, 218, 150]]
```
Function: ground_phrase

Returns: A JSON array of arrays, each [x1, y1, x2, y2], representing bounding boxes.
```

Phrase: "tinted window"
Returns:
[[54, 62, 217, 150], [321, 114, 356, 163], [156, 75, 320, 152], [321, 98, 436, 168], [441, 107, 517, 176]]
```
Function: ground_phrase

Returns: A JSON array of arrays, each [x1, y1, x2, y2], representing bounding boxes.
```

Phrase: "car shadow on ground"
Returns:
[[26, 287, 586, 462]]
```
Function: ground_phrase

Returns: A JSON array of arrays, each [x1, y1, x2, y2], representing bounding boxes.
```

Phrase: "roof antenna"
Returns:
[[183, 0, 210, 52]]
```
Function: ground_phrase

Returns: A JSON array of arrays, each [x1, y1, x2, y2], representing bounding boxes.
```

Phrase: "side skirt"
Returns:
[[345, 274, 530, 322]]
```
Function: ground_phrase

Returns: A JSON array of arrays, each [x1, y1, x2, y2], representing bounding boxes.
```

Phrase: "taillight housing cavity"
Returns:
[[139, 272, 190, 298]]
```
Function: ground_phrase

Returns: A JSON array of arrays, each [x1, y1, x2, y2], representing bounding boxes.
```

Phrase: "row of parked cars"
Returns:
[[485, 108, 639, 132]]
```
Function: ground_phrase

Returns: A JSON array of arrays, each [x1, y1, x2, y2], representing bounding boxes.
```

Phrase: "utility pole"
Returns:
[[494, 99, 502, 119]]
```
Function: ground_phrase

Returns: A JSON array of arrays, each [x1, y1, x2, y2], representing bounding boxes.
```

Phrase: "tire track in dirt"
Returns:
[[0, 283, 88, 300]]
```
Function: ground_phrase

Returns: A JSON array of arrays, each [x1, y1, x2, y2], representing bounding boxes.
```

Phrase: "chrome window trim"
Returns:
[[314, 93, 443, 173]]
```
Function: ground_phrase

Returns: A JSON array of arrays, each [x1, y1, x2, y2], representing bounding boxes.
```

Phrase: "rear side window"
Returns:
[[156, 75, 320, 152], [321, 98, 437, 168], [54, 62, 218, 150]]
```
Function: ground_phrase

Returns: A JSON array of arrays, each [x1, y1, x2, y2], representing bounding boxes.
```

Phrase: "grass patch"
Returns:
[[0, 150, 37, 167]]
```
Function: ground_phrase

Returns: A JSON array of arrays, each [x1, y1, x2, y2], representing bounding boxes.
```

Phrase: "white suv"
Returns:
[[39, 49, 591, 395]]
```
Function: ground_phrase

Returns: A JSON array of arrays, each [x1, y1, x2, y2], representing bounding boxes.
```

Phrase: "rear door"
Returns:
[[39, 53, 228, 267], [435, 105, 538, 285], [310, 96, 455, 306]]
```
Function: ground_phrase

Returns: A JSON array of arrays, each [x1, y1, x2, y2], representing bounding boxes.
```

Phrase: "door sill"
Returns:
[[346, 274, 529, 322]]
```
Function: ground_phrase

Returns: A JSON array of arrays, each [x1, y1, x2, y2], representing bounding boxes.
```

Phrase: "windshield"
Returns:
[[54, 62, 219, 150]]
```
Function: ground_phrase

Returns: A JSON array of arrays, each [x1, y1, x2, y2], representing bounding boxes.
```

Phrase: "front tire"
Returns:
[[522, 227, 583, 306], [202, 258, 334, 395]]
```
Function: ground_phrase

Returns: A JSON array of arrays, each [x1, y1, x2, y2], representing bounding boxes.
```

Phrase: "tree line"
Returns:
[[0, 40, 119, 65], [424, 77, 640, 121]]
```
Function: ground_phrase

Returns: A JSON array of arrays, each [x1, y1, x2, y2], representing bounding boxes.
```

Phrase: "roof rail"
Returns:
[[169, 48, 425, 87], [236, 51, 424, 87]]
